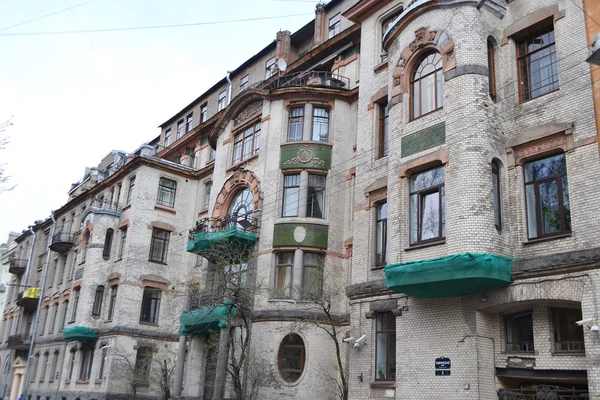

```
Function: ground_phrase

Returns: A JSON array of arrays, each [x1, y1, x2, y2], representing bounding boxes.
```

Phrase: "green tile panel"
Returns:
[[280, 144, 332, 170], [401, 122, 445, 158], [273, 223, 329, 249]]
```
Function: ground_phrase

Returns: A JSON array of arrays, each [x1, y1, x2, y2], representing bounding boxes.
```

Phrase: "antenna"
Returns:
[[277, 58, 287, 72]]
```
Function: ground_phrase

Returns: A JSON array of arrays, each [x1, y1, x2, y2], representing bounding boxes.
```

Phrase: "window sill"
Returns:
[[405, 239, 446, 251], [524, 233, 571, 245], [76, 380, 90, 384], [122, 204, 132, 212], [139, 321, 159, 327], [371, 264, 387, 271], [519, 89, 559, 105], [370, 381, 395, 389], [114, 258, 123, 263], [373, 60, 388, 74], [502, 350, 537, 356], [154, 204, 176, 215], [227, 154, 259, 172], [95, 379, 104, 384], [148, 260, 168, 265], [268, 298, 295, 303], [409, 107, 443, 123], [65, 380, 70, 384], [551, 351, 585, 356]]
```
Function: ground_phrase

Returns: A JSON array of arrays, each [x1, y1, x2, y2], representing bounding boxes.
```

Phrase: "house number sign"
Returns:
[[435, 357, 451, 376]]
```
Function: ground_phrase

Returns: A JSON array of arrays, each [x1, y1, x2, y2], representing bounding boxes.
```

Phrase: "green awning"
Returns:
[[384, 253, 512, 298], [63, 326, 99, 342], [180, 303, 237, 336], [186, 227, 258, 261]]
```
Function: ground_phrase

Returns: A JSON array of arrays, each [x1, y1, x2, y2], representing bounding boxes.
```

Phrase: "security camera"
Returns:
[[576, 318, 593, 326], [342, 337, 355, 343], [591, 326, 600, 332], [353, 335, 367, 347]]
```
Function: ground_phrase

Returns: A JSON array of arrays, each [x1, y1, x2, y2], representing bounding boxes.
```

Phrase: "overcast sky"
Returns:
[[0, 0, 322, 239]]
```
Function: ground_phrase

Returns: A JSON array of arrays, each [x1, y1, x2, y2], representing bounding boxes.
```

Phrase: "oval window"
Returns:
[[278, 333, 305, 383]]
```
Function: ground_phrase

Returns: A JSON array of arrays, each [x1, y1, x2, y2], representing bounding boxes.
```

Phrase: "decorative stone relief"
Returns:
[[282, 145, 326, 167], [212, 169, 261, 220], [234, 101, 263, 126]]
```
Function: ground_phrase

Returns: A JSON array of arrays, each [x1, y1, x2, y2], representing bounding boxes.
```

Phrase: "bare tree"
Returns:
[[0, 118, 15, 193]]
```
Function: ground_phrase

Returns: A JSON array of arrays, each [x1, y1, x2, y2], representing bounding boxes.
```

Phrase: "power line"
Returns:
[[0, 0, 98, 32], [0, 13, 314, 37], [63, 0, 97, 51]]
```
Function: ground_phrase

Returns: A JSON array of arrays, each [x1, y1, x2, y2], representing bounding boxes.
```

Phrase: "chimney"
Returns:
[[276, 30, 292, 65], [313, 3, 326, 47]]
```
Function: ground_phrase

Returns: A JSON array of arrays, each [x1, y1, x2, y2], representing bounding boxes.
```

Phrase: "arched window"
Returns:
[[228, 188, 253, 228], [102, 229, 114, 261], [411, 52, 443, 119], [278, 333, 305, 383], [92, 286, 105, 319], [487, 38, 497, 101]]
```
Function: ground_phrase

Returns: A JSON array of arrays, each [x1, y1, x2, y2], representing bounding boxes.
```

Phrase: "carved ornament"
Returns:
[[282, 145, 325, 166]]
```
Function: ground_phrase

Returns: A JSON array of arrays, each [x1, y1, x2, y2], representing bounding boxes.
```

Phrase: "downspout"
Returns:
[[22, 212, 56, 396], [226, 71, 233, 105]]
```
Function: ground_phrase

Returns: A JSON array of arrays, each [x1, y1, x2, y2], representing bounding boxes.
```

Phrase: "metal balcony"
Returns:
[[16, 287, 40, 309], [498, 385, 588, 399], [49, 232, 74, 253], [7, 334, 30, 350], [266, 71, 350, 91], [8, 258, 27, 275]]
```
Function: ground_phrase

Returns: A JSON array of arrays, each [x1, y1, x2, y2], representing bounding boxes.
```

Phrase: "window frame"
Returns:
[[126, 176, 135, 205], [232, 122, 261, 164], [149, 228, 170, 264], [277, 333, 306, 384], [102, 229, 114, 261], [287, 107, 304, 142], [156, 177, 177, 208], [275, 252, 294, 299], [139, 287, 161, 324], [240, 74, 249, 92], [375, 202, 388, 266], [203, 181, 212, 210], [552, 307, 585, 353], [217, 90, 227, 111], [409, 166, 445, 245], [117, 227, 127, 261], [282, 174, 301, 217], [375, 312, 396, 381], [265, 57, 276, 79], [200, 103, 208, 123], [410, 52, 444, 120], [306, 173, 326, 219], [504, 310, 534, 353], [378, 101, 389, 158], [164, 128, 171, 147], [78, 348, 94, 382], [487, 39, 497, 101], [91, 285, 105, 319], [134, 347, 153, 383], [312, 108, 329, 142], [107, 285, 118, 321], [516, 23, 559, 103], [328, 14, 341, 39], [70, 288, 80, 323], [186, 113, 193, 133], [523, 153, 570, 240], [301, 252, 323, 300], [176, 119, 184, 139]]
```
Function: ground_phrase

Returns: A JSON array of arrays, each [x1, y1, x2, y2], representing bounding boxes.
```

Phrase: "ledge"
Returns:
[[370, 381, 395, 389], [513, 246, 600, 275], [346, 279, 391, 300], [523, 233, 571, 246], [154, 204, 176, 215], [251, 309, 349, 325], [404, 239, 446, 251]]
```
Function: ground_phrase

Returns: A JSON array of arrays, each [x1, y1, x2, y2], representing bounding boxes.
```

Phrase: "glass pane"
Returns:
[[421, 192, 440, 240], [410, 167, 444, 192], [562, 176, 571, 232], [283, 187, 299, 217], [540, 180, 560, 235], [302, 267, 322, 299], [303, 252, 321, 266], [377, 203, 388, 219], [441, 186, 446, 237], [492, 170, 500, 227], [413, 82, 420, 118], [276, 266, 292, 297], [436, 71, 443, 108], [524, 154, 566, 182], [410, 194, 418, 244], [421, 74, 435, 115], [389, 335, 396, 379], [375, 333, 387, 379], [525, 184, 538, 239]]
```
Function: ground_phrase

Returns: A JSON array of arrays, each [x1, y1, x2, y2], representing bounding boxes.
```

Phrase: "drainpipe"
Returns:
[[21, 212, 56, 397], [226, 71, 233, 105]]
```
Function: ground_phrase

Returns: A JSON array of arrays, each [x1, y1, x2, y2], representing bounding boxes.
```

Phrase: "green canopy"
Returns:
[[186, 227, 258, 261], [180, 303, 237, 336], [384, 253, 512, 298], [63, 326, 99, 342]]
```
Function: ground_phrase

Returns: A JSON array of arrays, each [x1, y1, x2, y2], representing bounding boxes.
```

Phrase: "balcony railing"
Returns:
[[498, 385, 588, 399], [49, 232, 74, 253], [265, 71, 350, 91], [555, 340, 585, 352], [506, 341, 534, 353], [8, 258, 27, 275], [7, 334, 30, 350], [189, 212, 260, 241], [90, 198, 122, 213]]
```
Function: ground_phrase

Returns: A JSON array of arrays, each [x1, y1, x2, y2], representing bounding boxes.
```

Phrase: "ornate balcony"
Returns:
[[187, 212, 259, 262], [498, 385, 588, 400], [7, 334, 30, 350], [89, 198, 122, 217], [16, 287, 40, 309], [8, 258, 27, 275], [49, 232, 74, 253]]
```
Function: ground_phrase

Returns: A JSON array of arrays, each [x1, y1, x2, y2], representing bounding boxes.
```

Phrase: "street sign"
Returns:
[[435, 357, 451, 376]]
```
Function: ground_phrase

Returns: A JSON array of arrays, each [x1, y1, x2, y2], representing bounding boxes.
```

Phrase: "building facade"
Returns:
[[0, 0, 599, 399]]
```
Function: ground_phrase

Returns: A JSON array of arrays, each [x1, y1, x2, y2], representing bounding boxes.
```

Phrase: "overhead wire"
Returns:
[[0, 0, 98, 32]]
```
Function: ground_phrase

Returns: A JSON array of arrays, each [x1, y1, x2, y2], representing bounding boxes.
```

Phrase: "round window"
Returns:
[[277, 333, 305, 383]]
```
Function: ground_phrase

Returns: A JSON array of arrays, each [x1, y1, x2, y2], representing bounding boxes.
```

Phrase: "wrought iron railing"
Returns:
[[8, 258, 27, 274], [555, 340, 585, 352], [51, 232, 74, 246], [265, 71, 350, 91], [7, 334, 30, 348], [189, 212, 260, 241], [498, 385, 588, 399], [90, 198, 122, 211], [506, 341, 534, 353]]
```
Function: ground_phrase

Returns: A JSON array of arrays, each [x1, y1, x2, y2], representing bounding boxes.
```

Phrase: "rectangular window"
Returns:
[[307, 174, 326, 218], [156, 178, 177, 208], [165, 128, 171, 147], [98, 347, 107, 379], [176, 120, 184, 139], [186, 113, 193, 133], [30, 355, 39, 382], [92, 286, 104, 319], [409, 166, 445, 245], [376, 202, 388, 266], [302, 253, 323, 300], [40, 353, 48, 381], [118, 228, 127, 260], [126, 176, 135, 205], [312, 108, 329, 142], [218, 90, 227, 111], [70, 288, 80, 322], [275, 252, 294, 298], [492, 161, 502, 231], [78, 349, 93, 381], [61, 300, 69, 330], [375, 312, 396, 381], [50, 352, 59, 382], [208, 146, 216, 163], [40, 308, 49, 336], [328, 14, 341, 39], [200, 104, 208, 123], [287, 107, 304, 142], [378, 101, 389, 158], [49, 305, 58, 334], [107, 285, 118, 321], [134, 348, 153, 383], [553, 308, 585, 352], [487, 39, 496, 101], [140, 287, 161, 324], [232, 122, 261, 164], [265, 57, 276, 79], [240, 74, 249, 92], [203, 181, 212, 210], [68, 351, 75, 381], [517, 24, 558, 102], [224, 264, 247, 288], [524, 153, 570, 240], [149, 228, 170, 264], [282, 174, 300, 217], [504, 310, 534, 352]]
